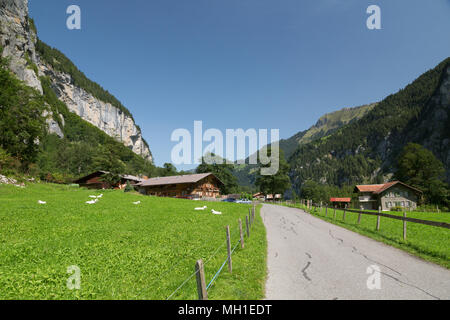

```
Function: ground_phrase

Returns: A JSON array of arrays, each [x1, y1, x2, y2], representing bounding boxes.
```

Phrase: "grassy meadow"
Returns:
[[286, 203, 450, 269], [0, 183, 267, 300]]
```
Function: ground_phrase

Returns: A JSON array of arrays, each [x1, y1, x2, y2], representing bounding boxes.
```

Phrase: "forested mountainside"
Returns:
[[0, 0, 155, 181], [232, 103, 376, 188], [280, 103, 376, 160], [289, 57, 450, 192]]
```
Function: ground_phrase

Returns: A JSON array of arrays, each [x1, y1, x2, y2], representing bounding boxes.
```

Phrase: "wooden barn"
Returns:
[[137, 173, 223, 198], [330, 197, 351, 208], [74, 171, 144, 190]]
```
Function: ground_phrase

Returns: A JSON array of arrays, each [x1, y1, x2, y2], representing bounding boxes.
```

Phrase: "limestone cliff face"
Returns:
[[0, 0, 42, 92], [39, 63, 152, 160], [0, 0, 152, 162]]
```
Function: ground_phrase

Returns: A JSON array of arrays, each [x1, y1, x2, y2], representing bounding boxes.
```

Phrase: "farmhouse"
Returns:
[[74, 171, 144, 190], [137, 173, 223, 198], [253, 192, 265, 200], [354, 181, 422, 211]]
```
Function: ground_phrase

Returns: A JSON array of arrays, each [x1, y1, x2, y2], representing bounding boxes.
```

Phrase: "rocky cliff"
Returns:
[[0, 0, 152, 162], [0, 0, 41, 92]]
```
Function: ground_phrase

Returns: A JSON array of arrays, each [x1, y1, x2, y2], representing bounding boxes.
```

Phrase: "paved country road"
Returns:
[[262, 204, 450, 300]]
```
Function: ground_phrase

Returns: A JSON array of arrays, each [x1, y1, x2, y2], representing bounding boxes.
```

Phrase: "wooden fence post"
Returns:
[[239, 218, 244, 249], [246, 215, 250, 238], [403, 212, 407, 241], [334, 206, 337, 219], [325, 205, 328, 217], [343, 205, 346, 221], [358, 206, 362, 225], [376, 206, 381, 231], [225, 225, 232, 273], [195, 259, 208, 300]]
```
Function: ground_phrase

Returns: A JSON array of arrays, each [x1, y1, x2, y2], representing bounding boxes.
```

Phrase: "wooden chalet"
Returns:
[[74, 171, 144, 190], [137, 173, 223, 198], [354, 181, 422, 211]]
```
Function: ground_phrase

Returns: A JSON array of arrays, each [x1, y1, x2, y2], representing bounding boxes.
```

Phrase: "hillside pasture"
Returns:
[[0, 183, 266, 299]]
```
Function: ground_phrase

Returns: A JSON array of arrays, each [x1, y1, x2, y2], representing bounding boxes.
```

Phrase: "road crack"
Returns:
[[301, 253, 313, 282]]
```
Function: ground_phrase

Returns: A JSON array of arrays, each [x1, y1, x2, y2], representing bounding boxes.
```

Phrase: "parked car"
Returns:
[[222, 198, 236, 203], [235, 199, 252, 204], [176, 194, 201, 200]]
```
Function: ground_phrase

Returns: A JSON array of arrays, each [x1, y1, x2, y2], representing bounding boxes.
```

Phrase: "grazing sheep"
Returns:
[[133, 201, 141, 205], [211, 209, 222, 215], [195, 206, 208, 211], [38, 200, 47, 205]]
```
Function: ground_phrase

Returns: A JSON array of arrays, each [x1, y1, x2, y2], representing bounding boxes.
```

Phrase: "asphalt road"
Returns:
[[262, 204, 450, 300]]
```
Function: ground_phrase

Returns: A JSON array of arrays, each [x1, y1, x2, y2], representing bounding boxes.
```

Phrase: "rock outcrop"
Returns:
[[0, 0, 152, 162], [0, 0, 42, 92]]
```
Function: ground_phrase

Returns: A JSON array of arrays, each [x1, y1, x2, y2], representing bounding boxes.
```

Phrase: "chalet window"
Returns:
[[401, 201, 405, 207]]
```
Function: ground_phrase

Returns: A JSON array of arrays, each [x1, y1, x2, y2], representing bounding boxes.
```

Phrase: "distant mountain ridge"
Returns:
[[232, 103, 375, 187], [288, 57, 450, 191], [233, 58, 450, 191], [280, 103, 377, 160]]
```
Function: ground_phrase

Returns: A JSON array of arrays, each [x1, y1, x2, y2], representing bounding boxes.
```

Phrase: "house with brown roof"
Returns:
[[74, 171, 144, 190], [136, 173, 223, 199], [354, 181, 422, 211]]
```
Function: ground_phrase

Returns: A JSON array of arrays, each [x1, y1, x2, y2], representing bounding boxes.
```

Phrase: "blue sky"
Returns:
[[29, 0, 450, 169]]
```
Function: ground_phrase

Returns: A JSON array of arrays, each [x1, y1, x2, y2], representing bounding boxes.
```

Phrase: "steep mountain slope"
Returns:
[[280, 103, 376, 160], [288, 57, 450, 191], [0, 0, 152, 161], [232, 104, 375, 187]]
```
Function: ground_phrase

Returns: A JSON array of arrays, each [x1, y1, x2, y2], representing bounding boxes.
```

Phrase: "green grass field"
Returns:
[[286, 203, 450, 269], [0, 183, 267, 300]]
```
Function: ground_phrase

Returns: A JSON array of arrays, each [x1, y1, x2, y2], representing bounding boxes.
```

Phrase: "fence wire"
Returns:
[[165, 239, 227, 300]]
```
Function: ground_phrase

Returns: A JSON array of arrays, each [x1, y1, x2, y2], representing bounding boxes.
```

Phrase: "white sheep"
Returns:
[[211, 209, 222, 215], [38, 200, 47, 205], [195, 206, 207, 211]]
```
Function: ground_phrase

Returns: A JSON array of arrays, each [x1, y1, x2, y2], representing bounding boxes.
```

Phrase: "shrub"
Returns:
[[124, 181, 133, 193]]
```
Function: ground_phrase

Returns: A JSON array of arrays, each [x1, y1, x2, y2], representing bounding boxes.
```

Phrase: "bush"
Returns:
[[390, 206, 403, 212], [124, 181, 133, 193]]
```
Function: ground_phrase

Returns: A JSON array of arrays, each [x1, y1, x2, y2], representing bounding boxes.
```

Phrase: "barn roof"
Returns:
[[74, 171, 143, 184], [330, 197, 351, 203], [354, 181, 422, 195], [137, 173, 223, 187]]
